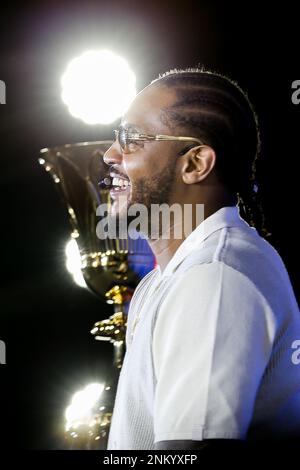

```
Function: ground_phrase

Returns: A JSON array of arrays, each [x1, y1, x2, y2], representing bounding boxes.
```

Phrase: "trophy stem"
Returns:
[[90, 285, 129, 368]]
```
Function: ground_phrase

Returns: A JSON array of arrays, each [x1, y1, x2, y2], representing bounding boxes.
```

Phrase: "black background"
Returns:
[[0, 0, 299, 450]]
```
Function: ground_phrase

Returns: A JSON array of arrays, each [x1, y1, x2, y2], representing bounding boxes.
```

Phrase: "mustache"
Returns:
[[109, 165, 128, 179]]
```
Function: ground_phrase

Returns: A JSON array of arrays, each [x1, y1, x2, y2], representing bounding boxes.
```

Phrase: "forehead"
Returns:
[[121, 84, 176, 133]]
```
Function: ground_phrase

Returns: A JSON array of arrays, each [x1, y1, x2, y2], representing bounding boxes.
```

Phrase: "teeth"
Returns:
[[111, 177, 130, 189]]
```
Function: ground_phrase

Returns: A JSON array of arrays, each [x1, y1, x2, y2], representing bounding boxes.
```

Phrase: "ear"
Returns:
[[180, 145, 216, 185]]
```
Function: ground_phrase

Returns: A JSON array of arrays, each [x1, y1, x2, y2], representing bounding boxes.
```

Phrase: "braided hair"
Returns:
[[152, 67, 271, 238]]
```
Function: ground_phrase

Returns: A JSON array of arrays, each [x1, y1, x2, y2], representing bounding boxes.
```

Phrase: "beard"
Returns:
[[110, 161, 176, 239], [130, 162, 176, 208]]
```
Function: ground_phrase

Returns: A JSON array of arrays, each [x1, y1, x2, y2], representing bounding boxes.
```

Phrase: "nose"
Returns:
[[103, 142, 123, 166]]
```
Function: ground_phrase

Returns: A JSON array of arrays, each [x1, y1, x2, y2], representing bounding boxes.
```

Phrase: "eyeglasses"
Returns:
[[114, 127, 204, 154]]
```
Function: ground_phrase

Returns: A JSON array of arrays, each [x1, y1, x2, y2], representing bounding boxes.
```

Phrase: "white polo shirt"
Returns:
[[107, 206, 300, 450]]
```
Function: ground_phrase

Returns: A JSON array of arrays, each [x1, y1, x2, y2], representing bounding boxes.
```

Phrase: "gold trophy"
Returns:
[[39, 141, 154, 448]]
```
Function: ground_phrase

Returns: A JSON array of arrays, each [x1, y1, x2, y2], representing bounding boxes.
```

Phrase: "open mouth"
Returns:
[[109, 173, 131, 196], [111, 175, 131, 191], [99, 172, 131, 198]]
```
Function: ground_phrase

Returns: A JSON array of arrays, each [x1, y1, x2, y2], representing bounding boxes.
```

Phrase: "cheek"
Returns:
[[127, 145, 171, 180]]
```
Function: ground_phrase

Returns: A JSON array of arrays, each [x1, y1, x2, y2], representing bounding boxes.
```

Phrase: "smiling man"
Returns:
[[103, 68, 300, 450]]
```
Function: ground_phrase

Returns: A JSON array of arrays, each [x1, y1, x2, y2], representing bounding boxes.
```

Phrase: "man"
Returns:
[[103, 68, 300, 450]]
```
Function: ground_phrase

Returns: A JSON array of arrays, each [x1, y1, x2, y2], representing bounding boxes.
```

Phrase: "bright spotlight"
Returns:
[[65, 382, 104, 430], [61, 49, 136, 125], [65, 238, 86, 288]]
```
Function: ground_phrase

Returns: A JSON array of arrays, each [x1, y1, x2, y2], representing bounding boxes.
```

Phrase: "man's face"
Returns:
[[103, 84, 181, 223]]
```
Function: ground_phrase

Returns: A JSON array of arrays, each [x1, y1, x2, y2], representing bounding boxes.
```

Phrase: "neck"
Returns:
[[148, 200, 232, 273]]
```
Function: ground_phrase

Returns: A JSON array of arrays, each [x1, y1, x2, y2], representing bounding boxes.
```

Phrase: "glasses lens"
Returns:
[[118, 128, 127, 150]]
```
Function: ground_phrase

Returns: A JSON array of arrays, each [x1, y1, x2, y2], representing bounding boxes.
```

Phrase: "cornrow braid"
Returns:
[[151, 67, 271, 238]]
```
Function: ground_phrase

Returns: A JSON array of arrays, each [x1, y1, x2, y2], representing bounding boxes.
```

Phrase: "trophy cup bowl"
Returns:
[[39, 141, 140, 297]]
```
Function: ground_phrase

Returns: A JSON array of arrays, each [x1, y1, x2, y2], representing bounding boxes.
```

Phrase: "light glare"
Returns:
[[61, 50, 136, 124], [65, 383, 104, 429], [65, 238, 86, 288]]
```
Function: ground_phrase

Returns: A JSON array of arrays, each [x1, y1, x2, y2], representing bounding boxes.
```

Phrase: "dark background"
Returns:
[[0, 0, 299, 450]]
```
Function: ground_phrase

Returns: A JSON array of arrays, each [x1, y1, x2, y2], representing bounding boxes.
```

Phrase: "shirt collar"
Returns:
[[157, 205, 252, 278]]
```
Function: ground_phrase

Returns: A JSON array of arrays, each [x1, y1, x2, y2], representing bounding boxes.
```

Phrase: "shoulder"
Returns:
[[153, 260, 280, 351], [160, 261, 273, 315], [194, 224, 298, 317]]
